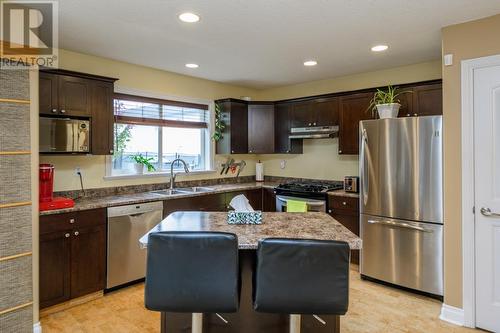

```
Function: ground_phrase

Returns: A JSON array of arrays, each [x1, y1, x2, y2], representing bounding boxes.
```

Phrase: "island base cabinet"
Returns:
[[160, 250, 340, 333]]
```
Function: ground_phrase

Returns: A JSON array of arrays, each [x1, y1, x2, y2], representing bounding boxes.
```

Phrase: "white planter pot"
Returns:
[[134, 163, 144, 174], [376, 103, 401, 119]]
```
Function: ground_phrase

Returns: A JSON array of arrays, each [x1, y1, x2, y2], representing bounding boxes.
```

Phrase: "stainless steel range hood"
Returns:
[[289, 125, 339, 139]]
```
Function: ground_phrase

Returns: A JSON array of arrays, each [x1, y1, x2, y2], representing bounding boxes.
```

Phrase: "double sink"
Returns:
[[150, 187, 215, 196]]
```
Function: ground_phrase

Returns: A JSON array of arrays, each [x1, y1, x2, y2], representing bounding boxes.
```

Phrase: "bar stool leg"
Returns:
[[192, 313, 203, 333], [289, 314, 301, 333]]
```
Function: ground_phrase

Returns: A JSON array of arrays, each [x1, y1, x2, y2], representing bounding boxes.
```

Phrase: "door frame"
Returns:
[[461, 53, 500, 328]]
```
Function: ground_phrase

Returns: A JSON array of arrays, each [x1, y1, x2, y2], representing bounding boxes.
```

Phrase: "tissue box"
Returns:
[[227, 211, 262, 225]]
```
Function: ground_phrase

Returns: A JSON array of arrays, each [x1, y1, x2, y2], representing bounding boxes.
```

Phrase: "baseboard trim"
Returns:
[[34, 321, 42, 333], [439, 304, 465, 326]]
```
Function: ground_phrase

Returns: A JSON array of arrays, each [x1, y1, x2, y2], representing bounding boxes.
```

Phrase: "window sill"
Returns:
[[103, 169, 218, 181]]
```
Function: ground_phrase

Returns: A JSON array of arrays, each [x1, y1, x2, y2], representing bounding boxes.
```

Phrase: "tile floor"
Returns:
[[41, 268, 478, 333]]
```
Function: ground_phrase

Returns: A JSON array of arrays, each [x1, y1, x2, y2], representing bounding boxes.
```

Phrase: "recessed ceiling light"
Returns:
[[185, 63, 199, 68], [178, 12, 200, 23], [371, 45, 389, 52], [303, 60, 318, 66]]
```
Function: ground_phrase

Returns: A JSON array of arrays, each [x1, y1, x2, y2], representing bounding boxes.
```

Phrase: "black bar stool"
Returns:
[[253, 238, 350, 333], [145, 231, 240, 332]]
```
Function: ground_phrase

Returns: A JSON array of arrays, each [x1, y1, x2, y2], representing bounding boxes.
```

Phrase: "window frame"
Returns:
[[104, 88, 215, 180]]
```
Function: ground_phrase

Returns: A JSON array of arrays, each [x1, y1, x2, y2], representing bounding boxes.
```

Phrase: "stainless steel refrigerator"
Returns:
[[359, 116, 443, 296]]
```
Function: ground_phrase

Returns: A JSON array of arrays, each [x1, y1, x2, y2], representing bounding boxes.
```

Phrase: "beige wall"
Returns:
[[41, 50, 260, 191], [442, 13, 500, 308], [43, 51, 442, 191], [257, 60, 442, 180]]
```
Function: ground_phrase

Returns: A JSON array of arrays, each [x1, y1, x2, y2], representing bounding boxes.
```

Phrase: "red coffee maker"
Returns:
[[39, 164, 74, 211]]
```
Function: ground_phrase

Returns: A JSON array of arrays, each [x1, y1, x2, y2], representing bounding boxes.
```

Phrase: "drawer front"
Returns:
[[40, 209, 106, 234], [329, 196, 359, 212]]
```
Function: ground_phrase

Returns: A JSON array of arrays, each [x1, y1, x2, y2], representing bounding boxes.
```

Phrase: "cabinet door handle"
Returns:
[[69, 218, 75, 224], [342, 201, 347, 206], [74, 231, 79, 236], [60, 109, 66, 114], [313, 122, 317, 126], [406, 114, 410, 117], [413, 113, 418, 117], [65, 233, 70, 238], [109, 149, 114, 154], [339, 150, 342, 154], [51, 108, 57, 113], [328, 209, 332, 213], [231, 150, 234, 154], [308, 123, 312, 126]]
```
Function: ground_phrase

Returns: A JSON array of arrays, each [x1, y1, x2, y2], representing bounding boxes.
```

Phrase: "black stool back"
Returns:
[[254, 238, 350, 315], [145, 231, 239, 313]]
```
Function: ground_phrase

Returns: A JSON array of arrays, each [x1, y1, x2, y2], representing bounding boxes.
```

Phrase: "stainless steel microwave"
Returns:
[[39, 117, 90, 153]]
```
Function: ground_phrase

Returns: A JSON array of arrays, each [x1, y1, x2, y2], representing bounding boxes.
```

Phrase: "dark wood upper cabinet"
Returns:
[[91, 81, 114, 155], [312, 97, 339, 126], [39, 69, 118, 155], [248, 103, 275, 154], [57, 75, 91, 117], [274, 103, 302, 154], [397, 89, 414, 117], [39, 72, 58, 115], [290, 101, 313, 128], [39, 208, 106, 309], [339, 92, 374, 155], [412, 83, 443, 116], [215, 100, 248, 154]]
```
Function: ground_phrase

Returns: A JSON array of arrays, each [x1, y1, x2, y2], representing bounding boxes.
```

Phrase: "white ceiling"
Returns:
[[58, 0, 500, 89]]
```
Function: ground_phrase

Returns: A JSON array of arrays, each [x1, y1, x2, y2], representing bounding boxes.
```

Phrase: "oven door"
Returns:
[[275, 195, 326, 212]]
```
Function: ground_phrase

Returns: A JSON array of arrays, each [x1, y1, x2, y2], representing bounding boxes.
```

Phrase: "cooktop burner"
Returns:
[[276, 181, 343, 194]]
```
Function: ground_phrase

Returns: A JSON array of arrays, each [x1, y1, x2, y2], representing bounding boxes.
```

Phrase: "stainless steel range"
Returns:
[[275, 181, 343, 212]]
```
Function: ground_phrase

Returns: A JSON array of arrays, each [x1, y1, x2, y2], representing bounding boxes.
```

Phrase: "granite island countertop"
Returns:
[[40, 182, 279, 216], [139, 211, 362, 250]]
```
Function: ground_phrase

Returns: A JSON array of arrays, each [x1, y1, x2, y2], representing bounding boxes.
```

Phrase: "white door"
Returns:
[[474, 64, 500, 332]]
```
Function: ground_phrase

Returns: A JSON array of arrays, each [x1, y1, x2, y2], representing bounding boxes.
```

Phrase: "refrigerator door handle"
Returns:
[[361, 129, 369, 205], [367, 219, 433, 233]]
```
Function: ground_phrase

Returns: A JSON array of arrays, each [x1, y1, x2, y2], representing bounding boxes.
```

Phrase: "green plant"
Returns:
[[212, 103, 225, 142], [367, 85, 408, 117], [130, 153, 156, 172]]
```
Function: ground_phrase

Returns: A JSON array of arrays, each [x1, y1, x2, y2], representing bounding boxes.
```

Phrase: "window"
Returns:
[[109, 93, 211, 176]]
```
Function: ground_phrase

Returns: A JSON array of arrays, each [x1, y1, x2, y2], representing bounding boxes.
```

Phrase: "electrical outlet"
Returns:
[[280, 160, 286, 169], [75, 167, 81, 175]]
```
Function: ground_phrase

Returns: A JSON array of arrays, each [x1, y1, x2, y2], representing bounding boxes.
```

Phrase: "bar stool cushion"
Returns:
[[145, 231, 239, 313], [253, 238, 350, 315]]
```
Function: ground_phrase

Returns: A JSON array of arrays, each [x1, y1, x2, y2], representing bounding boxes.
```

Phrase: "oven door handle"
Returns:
[[276, 196, 325, 207]]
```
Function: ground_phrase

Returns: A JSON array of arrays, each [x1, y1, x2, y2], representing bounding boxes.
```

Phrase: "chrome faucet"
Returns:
[[169, 158, 190, 190]]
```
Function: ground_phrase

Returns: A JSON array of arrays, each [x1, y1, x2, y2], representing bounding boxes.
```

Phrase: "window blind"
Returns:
[[114, 93, 209, 128]]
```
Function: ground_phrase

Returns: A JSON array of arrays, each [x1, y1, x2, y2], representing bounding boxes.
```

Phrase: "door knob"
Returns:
[[480, 207, 500, 217]]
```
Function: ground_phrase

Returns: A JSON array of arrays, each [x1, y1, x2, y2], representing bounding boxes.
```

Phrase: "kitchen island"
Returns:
[[140, 211, 362, 333]]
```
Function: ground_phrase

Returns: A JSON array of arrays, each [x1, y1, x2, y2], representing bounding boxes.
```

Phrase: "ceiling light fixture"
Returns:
[[178, 12, 200, 23], [185, 63, 199, 68], [303, 60, 318, 66], [371, 45, 389, 52]]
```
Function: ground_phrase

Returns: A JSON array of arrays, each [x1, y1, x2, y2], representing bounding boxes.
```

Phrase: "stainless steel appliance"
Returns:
[[344, 176, 359, 193], [39, 117, 90, 153], [275, 181, 343, 212], [359, 116, 443, 296], [107, 201, 163, 289], [289, 125, 339, 139]]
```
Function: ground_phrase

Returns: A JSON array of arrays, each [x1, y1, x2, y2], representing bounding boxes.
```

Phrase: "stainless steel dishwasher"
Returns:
[[107, 201, 163, 289]]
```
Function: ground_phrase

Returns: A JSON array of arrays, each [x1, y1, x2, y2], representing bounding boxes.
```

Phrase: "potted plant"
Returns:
[[130, 154, 156, 174], [368, 85, 407, 119]]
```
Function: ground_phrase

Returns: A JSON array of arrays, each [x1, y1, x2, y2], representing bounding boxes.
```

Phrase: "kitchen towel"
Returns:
[[255, 161, 264, 182], [286, 199, 307, 212]]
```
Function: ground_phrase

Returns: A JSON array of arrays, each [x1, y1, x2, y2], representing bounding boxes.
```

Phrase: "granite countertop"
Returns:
[[139, 211, 362, 250], [327, 190, 360, 199], [40, 182, 279, 216]]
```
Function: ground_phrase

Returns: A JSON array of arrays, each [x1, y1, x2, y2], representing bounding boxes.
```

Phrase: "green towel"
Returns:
[[287, 199, 307, 212]]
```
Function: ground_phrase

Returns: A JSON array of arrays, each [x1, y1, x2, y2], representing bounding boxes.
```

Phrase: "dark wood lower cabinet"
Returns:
[[70, 225, 106, 299], [39, 231, 71, 309], [328, 195, 360, 264], [262, 187, 276, 212], [39, 209, 106, 309]]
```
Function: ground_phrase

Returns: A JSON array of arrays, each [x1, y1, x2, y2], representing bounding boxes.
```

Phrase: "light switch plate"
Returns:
[[444, 54, 453, 66]]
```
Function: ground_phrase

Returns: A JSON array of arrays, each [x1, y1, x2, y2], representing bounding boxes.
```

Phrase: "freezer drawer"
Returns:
[[360, 214, 443, 296]]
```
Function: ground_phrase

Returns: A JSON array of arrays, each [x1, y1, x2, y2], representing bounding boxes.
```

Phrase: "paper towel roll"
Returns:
[[256, 161, 264, 182]]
